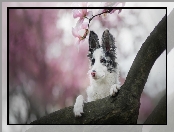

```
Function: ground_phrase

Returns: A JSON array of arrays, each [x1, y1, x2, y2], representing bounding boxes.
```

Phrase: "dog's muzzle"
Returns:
[[91, 70, 96, 77]]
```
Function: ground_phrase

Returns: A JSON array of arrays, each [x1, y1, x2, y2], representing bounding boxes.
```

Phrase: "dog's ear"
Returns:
[[102, 29, 115, 52], [89, 31, 100, 52]]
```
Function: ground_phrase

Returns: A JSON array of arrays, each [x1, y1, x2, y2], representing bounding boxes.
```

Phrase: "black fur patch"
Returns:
[[87, 31, 100, 60], [87, 30, 117, 72], [101, 30, 117, 72], [103, 50, 117, 73]]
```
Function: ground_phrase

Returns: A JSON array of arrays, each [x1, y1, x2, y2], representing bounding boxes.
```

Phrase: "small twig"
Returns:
[[88, 9, 113, 28]]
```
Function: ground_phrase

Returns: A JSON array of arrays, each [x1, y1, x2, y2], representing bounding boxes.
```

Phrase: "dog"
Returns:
[[73, 29, 120, 117]]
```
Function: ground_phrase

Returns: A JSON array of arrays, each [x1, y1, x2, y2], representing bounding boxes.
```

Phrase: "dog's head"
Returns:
[[87, 29, 117, 80]]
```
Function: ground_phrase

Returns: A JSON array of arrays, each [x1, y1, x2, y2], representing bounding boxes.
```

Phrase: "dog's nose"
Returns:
[[91, 70, 96, 77]]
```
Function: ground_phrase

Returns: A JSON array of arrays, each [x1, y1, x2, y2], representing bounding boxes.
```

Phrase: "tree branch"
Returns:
[[30, 14, 166, 124]]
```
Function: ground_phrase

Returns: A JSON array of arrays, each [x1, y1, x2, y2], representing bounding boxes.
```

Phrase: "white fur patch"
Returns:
[[90, 48, 107, 80], [110, 84, 120, 96], [73, 95, 84, 117]]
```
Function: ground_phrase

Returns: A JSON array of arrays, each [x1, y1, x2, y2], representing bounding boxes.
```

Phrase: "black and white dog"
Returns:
[[73, 29, 120, 117]]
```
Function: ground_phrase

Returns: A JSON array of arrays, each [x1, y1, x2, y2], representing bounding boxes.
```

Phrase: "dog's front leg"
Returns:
[[110, 84, 120, 96], [73, 95, 84, 117]]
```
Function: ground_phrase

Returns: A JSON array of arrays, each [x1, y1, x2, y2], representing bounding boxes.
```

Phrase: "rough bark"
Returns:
[[30, 14, 166, 124]]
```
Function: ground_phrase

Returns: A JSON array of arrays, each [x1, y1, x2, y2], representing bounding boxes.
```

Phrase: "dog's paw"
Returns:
[[110, 84, 120, 96], [73, 95, 84, 117]]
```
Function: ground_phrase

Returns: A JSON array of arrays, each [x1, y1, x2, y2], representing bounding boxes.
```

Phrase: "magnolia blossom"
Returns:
[[73, 9, 93, 19], [72, 19, 89, 45], [73, 9, 87, 19], [72, 2, 126, 45], [72, 2, 93, 45], [74, 37, 86, 46], [72, 28, 88, 45], [72, 2, 93, 19]]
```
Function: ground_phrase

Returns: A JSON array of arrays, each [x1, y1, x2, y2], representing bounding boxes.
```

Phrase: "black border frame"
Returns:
[[7, 6, 167, 125]]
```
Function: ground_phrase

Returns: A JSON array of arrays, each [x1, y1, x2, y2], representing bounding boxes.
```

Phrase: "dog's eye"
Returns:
[[100, 58, 106, 63], [92, 59, 95, 65]]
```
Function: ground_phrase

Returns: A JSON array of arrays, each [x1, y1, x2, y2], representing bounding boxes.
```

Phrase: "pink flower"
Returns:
[[72, 2, 93, 19], [72, 26, 88, 45], [72, 27, 81, 39], [72, 18, 88, 37], [72, 19, 89, 45], [72, 3, 93, 45], [75, 37, 85, 45], [73, 9, 93, 19], [73, 9, 87, 19]]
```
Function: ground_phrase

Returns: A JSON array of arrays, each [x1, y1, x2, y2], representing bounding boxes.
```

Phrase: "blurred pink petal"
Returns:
[[78, 28, 86, 38], [82, 9, 87, 15], [75, 38, 85, 45], [73, 8, 88, 19], [72, 2, 91, 45], [72, 27, 81, 38], [79, 39, 85, 45], [73, 9, 83, 18], [75, 38, 80, 45], [82, 22, 88, 29], [86, 11, 93, 18], [76, 18, 84, 27], [75, 19, 83, 31], [72, 25, 87, 39], [81, 19, 89, 29], [73, 28, 87, 45], [76, 18, 89, 29]]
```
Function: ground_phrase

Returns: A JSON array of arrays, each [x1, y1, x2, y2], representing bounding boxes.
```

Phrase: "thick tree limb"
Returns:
[[30, 14, 166, 124]]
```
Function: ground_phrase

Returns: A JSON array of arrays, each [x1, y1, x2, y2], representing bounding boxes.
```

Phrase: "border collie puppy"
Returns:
[[73, 29, 120, 117]]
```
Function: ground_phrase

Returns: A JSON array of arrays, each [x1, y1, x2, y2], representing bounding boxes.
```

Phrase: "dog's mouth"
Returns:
[[91, 72, 98, 80], [91, 72, 96, 78], [91, 72, 105, 80]]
